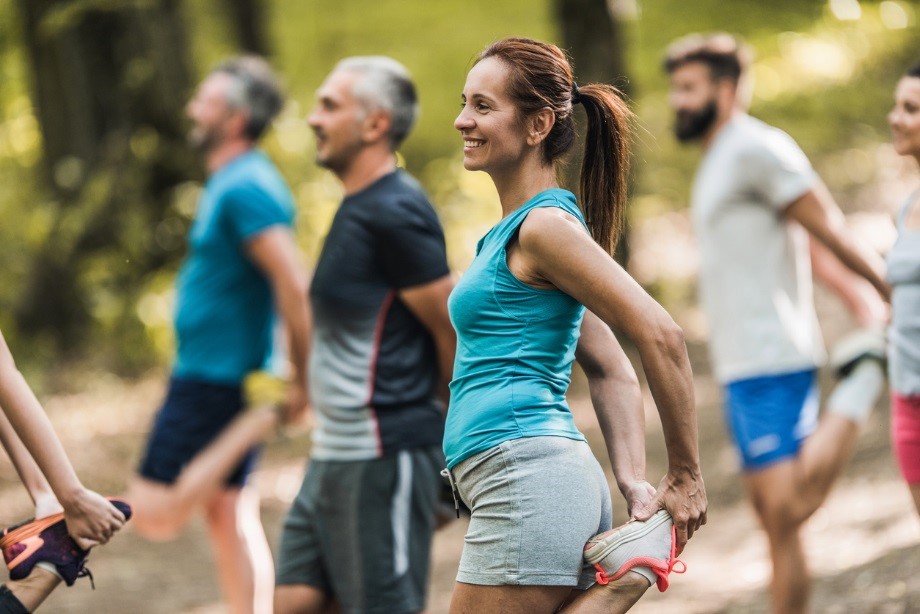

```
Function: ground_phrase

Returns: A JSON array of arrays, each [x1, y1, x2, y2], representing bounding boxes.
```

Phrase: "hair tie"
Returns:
[[571, 82, 582, 105]]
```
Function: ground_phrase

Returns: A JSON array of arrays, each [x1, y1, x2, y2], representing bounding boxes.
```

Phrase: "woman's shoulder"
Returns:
[[517, 204, 588, 252], [521, 189, 584, 226]]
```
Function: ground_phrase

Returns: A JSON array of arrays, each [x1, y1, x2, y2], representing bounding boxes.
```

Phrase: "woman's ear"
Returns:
[[527, 107, 556, 146]]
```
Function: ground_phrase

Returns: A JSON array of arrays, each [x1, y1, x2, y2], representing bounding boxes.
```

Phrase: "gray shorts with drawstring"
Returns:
[[449, 436, 612, 589]]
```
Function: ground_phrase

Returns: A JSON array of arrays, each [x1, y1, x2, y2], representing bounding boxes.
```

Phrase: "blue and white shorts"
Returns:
[[723, 368, 819, 471]]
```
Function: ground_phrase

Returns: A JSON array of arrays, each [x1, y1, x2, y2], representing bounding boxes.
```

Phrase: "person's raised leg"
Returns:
[[129, 406, 279, 540], [205, 486, 274, 614], [748, 362, 884, 532], [731, 378, 855, 614], [450, 583, 572, 614], [562, 573, 650, 613], [0, 568, 60, 613], [449, 578, 649, 614], [775, 413, 860, 522], [126, 476, 193, 540]]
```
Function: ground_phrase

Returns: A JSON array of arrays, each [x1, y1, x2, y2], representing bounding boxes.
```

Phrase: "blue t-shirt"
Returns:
[[444, 188, 587, 469], [173, 150, 295, 384]]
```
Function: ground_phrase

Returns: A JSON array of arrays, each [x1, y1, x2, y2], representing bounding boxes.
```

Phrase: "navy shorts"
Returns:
[[723, 368, 819, 471], [138, 376, 259, 487]]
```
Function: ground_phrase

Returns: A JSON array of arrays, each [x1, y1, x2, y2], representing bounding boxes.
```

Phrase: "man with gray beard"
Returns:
[[129, 56, 310, 614]]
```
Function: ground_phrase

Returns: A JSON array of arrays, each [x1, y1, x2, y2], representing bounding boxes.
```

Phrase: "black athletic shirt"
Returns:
[[308, 170, 449, 460]]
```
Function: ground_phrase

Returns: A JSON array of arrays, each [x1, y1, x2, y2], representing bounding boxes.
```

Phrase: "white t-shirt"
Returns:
[[887, 192, 920, 395], [691, 114, 825, 383]]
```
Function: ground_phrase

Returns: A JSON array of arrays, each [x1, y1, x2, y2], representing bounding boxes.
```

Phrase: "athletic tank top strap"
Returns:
[[896, 190, 920, 229], [476, 188, 585, 256]]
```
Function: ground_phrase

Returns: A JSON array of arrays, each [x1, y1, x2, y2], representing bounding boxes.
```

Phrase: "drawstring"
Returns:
[[440, 468, 461, 519]]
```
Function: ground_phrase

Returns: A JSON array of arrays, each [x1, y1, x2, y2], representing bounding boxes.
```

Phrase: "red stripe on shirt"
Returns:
[[366, 290, 396, 455]]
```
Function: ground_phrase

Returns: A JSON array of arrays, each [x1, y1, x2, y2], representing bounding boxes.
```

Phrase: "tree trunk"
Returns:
[[556, 0, 632, 266], [223, 0, 270, 55], [14, 0, 197, 358]]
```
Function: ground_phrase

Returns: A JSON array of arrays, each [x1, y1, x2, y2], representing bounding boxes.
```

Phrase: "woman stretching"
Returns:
[[444, 37, 707, 614]]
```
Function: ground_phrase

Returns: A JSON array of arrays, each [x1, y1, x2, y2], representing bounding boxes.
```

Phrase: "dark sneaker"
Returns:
[[583, 509, 685, 592], [0, 498, 131, 587]]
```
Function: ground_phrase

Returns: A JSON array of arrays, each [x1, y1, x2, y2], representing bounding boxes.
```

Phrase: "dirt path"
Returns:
[[6, 345, 918, 613]]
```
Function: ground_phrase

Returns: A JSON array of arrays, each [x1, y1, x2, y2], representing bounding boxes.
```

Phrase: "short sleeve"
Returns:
[[375, 196, 450, 289], [222, 182, 292, 243], [744, 130, 817, 211]]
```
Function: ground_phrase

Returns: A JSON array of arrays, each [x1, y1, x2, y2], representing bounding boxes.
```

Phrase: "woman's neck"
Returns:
[[492, 162, 559, 218]]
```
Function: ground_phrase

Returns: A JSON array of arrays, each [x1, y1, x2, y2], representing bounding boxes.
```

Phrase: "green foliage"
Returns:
[[179, 0, 558, 307], [625, 0, 916, 320], [630, 0, 917, 214], [0, 0, 916, 373], [0, 0, 45, 359]]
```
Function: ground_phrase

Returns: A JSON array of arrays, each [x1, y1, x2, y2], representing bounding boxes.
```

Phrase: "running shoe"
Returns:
[[829, 327, 886, 377], [0, 498, 132, 587], [583, 509, 685, 592]]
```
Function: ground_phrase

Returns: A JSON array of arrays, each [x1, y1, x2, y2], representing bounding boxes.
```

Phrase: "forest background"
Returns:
[[0, 1, 917, 612], [0, 0, 915, 376]]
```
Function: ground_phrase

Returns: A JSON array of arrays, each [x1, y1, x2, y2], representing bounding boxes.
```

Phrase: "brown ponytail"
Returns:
[[576, 85, 632, 254], [476, 37, 633, 255]]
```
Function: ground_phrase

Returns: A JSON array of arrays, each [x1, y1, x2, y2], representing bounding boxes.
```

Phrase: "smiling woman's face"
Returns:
[[453, 58, 530, 175], [889, 76, 920, 160]]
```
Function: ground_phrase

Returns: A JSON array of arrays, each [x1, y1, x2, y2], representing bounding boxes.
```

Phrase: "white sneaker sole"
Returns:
[[583, 509, 672, 565]]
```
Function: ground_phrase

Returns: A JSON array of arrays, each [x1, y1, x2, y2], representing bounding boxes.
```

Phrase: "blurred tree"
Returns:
[[13, 0, 197, 360], [557, 0, 628, 92], [223, 0, 270, 55], [555, 0, 632, 265]]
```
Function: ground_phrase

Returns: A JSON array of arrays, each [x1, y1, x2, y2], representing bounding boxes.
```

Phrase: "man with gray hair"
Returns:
[[128, 56, 310, 613], [274, 57, 455, 614]]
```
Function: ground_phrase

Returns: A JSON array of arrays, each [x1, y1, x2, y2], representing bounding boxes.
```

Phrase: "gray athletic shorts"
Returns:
[[275, 445, 443, 614], [451, 436, 612, 589]]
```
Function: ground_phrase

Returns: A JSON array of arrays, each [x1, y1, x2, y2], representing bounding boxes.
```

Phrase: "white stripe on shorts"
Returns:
[[391, 449, 412, 576]]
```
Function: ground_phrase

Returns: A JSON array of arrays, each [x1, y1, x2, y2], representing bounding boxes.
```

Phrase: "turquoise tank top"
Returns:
[[444, 188, 587, 469]]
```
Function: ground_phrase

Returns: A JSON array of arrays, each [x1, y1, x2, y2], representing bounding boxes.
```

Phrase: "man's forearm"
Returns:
[[276, 280, 311, 386], [822, 230, 890, 301]]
